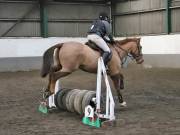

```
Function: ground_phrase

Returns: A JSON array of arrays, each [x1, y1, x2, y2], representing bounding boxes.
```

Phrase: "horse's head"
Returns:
[[114, 38, 144, 64], [130, 38, 144, 64]]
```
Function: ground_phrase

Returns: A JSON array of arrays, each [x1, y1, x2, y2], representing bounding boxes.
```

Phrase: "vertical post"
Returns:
[[101, 57, 115, 120], [95, 57, 115, 120], [110, 0, 116, 36], [39, 0, 48, 38], [165, 0, 171, 34], [96, 58, 102, 112]]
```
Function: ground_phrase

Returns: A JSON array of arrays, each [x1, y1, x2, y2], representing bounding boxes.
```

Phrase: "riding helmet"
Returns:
[[99, 12, 109, 21]]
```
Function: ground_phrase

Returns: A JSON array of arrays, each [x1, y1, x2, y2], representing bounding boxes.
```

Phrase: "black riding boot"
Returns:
[[102, 51, 112, 67]]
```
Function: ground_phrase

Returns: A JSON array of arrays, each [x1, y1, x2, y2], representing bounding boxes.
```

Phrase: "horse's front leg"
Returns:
[[110, 73, 127, 107]]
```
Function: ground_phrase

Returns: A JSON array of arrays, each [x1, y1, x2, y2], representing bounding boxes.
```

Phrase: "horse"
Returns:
[[40, 38, 144, 106]]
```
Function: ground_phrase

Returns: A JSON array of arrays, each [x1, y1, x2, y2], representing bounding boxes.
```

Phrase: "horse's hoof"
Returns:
[[120, 86, 124, 89], [120, 84, 124, 89], [120, 101, 127, 107]]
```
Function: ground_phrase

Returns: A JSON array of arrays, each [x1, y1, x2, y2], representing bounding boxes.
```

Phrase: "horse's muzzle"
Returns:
[[137, 59, 144, 64], [136, 56, 144, 64]]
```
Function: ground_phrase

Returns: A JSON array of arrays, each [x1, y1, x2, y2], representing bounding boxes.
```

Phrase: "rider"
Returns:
[[87, 12, 115, 67]]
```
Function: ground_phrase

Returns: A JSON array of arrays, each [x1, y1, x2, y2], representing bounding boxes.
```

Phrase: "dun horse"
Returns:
[[41, 38, 144, 105]]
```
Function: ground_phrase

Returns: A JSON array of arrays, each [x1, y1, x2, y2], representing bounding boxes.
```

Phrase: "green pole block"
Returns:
[[82, 117, 101, 128], [38, 103, 48, 114]]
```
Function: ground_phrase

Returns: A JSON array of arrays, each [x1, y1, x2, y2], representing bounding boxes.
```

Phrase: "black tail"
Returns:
[[41, 43, 63, 77]]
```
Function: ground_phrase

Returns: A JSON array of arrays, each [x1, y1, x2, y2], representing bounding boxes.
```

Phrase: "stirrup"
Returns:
[[105, 65, 109, 70]]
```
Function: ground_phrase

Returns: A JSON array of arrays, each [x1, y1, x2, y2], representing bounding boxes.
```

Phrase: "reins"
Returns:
[[112, 45, 129, 66]]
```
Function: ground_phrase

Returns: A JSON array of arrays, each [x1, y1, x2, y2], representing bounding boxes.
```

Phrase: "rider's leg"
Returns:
[[102, 51, 112, 66], [87, 34, 111, 66]]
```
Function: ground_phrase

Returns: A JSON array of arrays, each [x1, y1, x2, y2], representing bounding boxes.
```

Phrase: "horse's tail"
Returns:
[[41, 43, 63, 78]]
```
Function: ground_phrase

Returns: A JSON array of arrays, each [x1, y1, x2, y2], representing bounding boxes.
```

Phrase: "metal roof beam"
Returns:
[[53, 0, 110, 4]]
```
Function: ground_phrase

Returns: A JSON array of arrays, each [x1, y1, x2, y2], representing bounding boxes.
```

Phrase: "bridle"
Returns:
[[130, 42, 143, 61]]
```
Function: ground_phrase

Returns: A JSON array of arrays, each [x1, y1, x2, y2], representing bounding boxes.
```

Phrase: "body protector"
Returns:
[[88, 20, 106, 37], [88, 19, 114, 44]]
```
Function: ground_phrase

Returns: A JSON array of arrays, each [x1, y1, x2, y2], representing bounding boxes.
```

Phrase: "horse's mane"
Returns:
[[114, 38, 138, 46], [85, 37, 140, 51]]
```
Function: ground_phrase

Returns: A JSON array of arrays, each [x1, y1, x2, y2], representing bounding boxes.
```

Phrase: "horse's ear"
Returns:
[[137, 37, 141, 41], [137, 37, 141, 44]]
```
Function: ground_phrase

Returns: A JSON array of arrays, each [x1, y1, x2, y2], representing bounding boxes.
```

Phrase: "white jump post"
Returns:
[[96, 57, 115, 121], [82, 57, 115, 127]]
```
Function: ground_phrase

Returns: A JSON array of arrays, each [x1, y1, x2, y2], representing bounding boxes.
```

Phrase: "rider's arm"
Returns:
[[102, 20, 115, 43]]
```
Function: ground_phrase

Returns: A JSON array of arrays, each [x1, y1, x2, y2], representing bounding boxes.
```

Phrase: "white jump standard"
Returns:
[[82, 57, 115, 127]]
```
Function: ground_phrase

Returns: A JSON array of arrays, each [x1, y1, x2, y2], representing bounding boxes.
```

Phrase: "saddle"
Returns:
[[85, 40, 104, 55], [85, 40, 112, 64]]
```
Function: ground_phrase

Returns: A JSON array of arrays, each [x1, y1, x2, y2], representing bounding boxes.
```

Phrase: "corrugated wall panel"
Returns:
[[115, 15, 140, 36], [0, 2, 40, 37], [150, 0, 163, 9], [171, 8, 180, 33], [1, 1, 179, 37], [160, 0, 166, 8], [0, 2, 109, 37], [48, 22, 91, 37], [140, 11, 165, 34], [48, 3, 109, 37], [0, 22, 40, 37], [48, 4, 80, 19], [140, 13, 152, 34], [130, 0, 150, 11], [79, 5, 110, 19], [172, 0, 180, 6], [77, 23, 91, 37], [48, 22, 76, 37], [115, 0, 164, 13], [47, 4, 109, 20], [114, 0, 180, 36], [0, 3, 39, 19], [115, 2, 131, 13]]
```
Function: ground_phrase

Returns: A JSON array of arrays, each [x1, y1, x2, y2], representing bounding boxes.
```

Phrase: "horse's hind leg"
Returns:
[[50, 65, 61, 73], [48, 68, 71, 95], [52, 68, 71, 81], [50, 48, 62, 72]]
